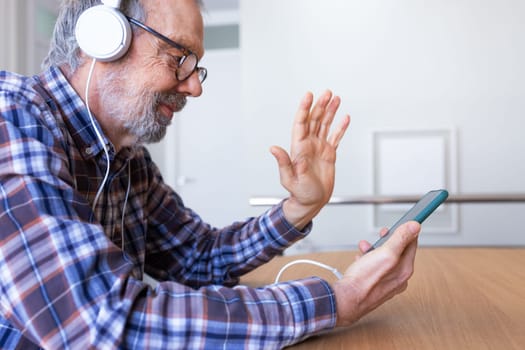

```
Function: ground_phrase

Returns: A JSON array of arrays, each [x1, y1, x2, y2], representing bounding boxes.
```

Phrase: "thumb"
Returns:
[[270, 146, 294, 184], [383, 221, 421, 254]]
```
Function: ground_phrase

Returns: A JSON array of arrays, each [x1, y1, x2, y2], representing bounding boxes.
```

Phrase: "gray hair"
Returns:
[[42, 0, 146, 73], [42, 0, 205, 73]]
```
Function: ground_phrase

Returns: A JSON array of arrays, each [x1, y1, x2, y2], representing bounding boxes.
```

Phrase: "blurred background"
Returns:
[[1, 0, 524, 253]]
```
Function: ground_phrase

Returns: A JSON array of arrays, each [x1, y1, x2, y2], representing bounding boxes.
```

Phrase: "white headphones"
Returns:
[[75, 0, 132, 62]]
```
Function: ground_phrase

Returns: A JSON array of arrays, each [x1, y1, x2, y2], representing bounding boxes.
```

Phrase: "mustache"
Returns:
[[156, 92, 187, 113]]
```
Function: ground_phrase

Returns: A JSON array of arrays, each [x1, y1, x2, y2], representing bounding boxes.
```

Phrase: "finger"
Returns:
[[308, 90, 333, 137], [378, 241, 417, 298], [398, 238, 419, 278], [358, 240, 372, 255], [318, 95, 341, 140], [395, 281, 409, 294], [362, 227, 387, 255], [347, 240, 398, 289], [382, 276, 411, 300], [270, 146, 294, 188], [327, 114, 351, 148], [292, 92, 314, 144], [402, 236, 419, 260], [382, 221, 421, 256], [383, 237, 418, 283]]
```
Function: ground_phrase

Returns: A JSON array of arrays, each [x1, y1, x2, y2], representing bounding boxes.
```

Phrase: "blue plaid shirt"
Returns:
[[0, 66, 336, 349]]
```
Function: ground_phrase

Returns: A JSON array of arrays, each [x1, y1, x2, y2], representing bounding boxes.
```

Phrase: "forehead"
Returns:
[[143, 0, 204, 57]]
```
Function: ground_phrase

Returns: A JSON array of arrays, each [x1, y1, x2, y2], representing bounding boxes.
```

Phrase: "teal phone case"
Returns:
[[367, 189, 449, 252]]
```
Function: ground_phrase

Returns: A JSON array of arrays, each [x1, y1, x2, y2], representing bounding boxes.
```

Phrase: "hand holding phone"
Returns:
[[366, 189, 449, 253]]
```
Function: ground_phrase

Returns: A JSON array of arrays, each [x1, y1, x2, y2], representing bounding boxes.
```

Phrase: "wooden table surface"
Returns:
[[241, 248, 525, 349]]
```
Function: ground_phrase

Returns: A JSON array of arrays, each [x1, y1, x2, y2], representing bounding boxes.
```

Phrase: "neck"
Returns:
[[67, 61, 136, 152]]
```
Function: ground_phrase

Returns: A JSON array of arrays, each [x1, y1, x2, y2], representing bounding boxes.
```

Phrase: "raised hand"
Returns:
[[270, 90, 350, 229]]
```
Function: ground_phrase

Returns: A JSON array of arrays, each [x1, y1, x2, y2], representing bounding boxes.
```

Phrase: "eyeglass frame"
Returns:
[[126, 16, 207, 83]]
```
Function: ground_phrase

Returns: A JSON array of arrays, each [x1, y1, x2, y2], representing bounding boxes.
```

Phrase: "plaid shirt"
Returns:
[[0, 67, 336, 349]]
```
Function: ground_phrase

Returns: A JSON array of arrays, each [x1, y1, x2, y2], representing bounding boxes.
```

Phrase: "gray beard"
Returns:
[[98, 68, 187, 145]]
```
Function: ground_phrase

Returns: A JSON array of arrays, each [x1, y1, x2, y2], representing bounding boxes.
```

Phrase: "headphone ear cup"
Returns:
[[75, 5, 132, 62]]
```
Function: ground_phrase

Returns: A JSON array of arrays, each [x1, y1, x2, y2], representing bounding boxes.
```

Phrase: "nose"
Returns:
[[175, 71, 203, 97]]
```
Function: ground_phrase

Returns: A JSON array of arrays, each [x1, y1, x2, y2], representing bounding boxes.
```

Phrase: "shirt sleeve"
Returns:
[[143, 153, 313, 287], [0, 96, 337, 348]]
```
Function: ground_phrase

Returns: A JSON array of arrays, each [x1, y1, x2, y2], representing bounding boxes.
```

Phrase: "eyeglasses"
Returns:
[[126, 17, 207, 83]]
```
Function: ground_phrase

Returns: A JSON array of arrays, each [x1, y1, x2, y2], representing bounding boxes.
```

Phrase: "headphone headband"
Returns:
[[102, 0, 122, 8]]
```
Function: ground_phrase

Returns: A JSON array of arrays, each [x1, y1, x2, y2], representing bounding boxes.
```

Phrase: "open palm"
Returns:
[[271, 90, 350, 228]]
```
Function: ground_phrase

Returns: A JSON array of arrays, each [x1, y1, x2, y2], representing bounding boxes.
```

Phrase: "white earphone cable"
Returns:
[[274, 259, 343, 284], [84, 58, 132, 256], [85, 58, 111, 213], [121, 163, 131, 251]]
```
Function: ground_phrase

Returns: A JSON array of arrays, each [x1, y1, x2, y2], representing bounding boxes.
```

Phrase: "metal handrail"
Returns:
[[249, 193, 525, 206]]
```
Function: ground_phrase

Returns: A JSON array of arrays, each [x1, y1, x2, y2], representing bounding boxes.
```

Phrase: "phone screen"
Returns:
[[366, 189, 449, 252]]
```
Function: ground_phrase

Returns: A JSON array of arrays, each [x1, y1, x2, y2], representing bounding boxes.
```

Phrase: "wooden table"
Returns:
[[241, 248, 525, 349]]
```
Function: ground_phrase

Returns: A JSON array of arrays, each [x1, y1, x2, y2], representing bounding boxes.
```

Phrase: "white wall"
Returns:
[[0, 1, 26, 73], [240, 0, 525, 251], [0, 0, 58, 75], [7, 1, 523, 252]]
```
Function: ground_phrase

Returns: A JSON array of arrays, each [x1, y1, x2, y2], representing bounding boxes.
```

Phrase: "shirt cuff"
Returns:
[[278, 277, 337, 345], [261, 200, 313, 250]]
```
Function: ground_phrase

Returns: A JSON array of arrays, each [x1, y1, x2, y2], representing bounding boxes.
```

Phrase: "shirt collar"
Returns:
[[38, 65, 114, 160]]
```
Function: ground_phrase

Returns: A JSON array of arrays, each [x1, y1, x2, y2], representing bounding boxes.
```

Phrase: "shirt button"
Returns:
[[85, 146, 94, 155]]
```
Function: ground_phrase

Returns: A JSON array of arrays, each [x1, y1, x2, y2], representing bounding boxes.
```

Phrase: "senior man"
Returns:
[[0, 0, 420, 348]]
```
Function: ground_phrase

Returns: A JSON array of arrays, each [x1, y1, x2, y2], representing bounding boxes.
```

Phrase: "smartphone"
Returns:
[[366, 189, 449, 252]]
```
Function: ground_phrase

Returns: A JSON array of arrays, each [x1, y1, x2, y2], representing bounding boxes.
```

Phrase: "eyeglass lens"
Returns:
[[177, 53, 206, 83]]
